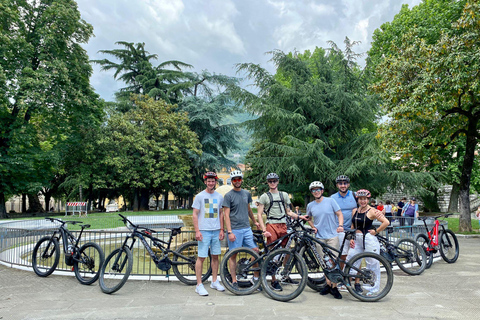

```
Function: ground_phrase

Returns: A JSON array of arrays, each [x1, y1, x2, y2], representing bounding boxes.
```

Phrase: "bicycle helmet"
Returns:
[[203, 171, 218, 180], [266, 173, 279, 180], [309, 181, 324, 190], [355, 189, 371, 198], [230, 170, 243, 179], [335, 175, 350, 183]]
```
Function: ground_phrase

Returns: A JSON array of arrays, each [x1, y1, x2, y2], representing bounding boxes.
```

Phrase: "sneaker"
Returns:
[[319, 285, 331, 296], [354, 283, 363, 293], [232, 282, 239, 290], [337, 284, 347, 292], [283, 277, 299, 285], [195, 284, 208, 296], [331, 287, 342, 299], [271, 280, 283, 291], [210, 280, 225, 292]]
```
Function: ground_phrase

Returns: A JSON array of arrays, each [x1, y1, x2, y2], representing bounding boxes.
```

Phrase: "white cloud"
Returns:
[[76, 0, 425, 100]]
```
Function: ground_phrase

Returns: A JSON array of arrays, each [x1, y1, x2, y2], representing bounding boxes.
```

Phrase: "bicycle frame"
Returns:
[[419, 214, 451, 251], [44, 219, 87, 263]]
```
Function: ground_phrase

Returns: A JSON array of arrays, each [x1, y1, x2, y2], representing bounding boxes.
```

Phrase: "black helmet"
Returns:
[[336, 175, 350, 183], [266, 173, 279, 181]]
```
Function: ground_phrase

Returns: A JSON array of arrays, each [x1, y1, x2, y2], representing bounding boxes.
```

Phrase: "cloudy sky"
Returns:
[[77, 0, 422, 101]]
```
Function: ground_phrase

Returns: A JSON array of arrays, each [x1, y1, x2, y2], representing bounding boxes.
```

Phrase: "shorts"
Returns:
[[314, 236, 340, 260], [266, 223, 288, 247], [337, 232, 350, 256], [228, 227, 257, 250], [197, 230, 221, 258]]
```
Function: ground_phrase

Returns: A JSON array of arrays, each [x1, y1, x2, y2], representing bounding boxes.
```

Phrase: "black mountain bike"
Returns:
[[220, 218, 311, 302], [291, 223, 394, 302], [99, 214, 211, 294], [32, 218, 105, 285], [376, 233, 427, 275]]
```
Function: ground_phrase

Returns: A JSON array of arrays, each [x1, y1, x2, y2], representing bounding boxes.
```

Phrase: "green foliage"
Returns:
[[98, 95, 201, 193], [92, 41, 193, 104], [0, 0, 104, 218], [232, 39, 394, 196], [371, 0, 480, 231]]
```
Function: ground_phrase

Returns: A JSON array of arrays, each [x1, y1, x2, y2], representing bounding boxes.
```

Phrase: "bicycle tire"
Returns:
[[32, 236, 60, 277], [415, 234, 433, 268], [74, 242, 105, 285], [99, 247, 133, 294], [172, 241, 212, 285], [260, 248, 308, 302], [344, 252, 393, 302], [439, 229, 459, 263], [394, 238, 426, 275], [298, 246, 326, 291], [220, 247, 261, 295]]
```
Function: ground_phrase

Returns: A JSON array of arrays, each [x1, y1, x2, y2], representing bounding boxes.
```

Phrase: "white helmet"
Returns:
[[309, 181, 324, 190], [230, 170, 243, 179]]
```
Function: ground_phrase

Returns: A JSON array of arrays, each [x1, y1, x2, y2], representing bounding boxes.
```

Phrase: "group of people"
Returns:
[[191, 171, 390, 299]]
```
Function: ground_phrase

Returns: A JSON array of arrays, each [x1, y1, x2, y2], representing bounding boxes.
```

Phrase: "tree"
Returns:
[[0, 0, 104, 218], [98, 95, 201, 211], [230, 40, 398, 198], [371, 0, 480, 231], [92, 41, 193, 104]]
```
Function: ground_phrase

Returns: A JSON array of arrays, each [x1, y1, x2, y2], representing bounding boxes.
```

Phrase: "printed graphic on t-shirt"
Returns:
[[204, 198, 219, 218]]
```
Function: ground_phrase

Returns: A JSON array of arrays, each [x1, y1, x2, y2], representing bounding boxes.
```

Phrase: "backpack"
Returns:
[[264, 191, 287, 220]]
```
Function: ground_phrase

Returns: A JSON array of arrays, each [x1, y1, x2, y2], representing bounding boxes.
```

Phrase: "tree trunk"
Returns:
[[133, 189, 139, 211], [304, 194, 309, 208], [447, 182, 459, 213], [44, 194, 52, 212], [458, 121, 477, 232], [0, 192, 7, 219], [139, 188, 149, 211], [22, 193, 27, 213], [27, 193, 44, 213], [163, 191, 169, 210]]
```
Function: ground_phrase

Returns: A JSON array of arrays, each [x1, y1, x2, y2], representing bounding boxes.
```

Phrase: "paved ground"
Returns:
[[1, 237, 479, 320]]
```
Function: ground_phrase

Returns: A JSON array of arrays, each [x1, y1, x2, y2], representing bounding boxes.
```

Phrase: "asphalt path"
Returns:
[[1, 237, 479, 320]]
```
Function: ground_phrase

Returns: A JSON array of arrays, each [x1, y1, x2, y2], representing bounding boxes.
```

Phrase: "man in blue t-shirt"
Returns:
[[192, 172, 225, 296], [306, 181, 344, 299], [330, 175, 357, 265]]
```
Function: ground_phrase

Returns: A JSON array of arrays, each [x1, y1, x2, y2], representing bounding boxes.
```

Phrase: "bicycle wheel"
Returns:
[[260, 248, 308, 302], [220, 247, 261, 295], [99, 247, 133, 294], [394, 238, 426, 275], [415, 234, 434, 268], [298, 246, 326, 291], [32, 236, 60, 277], [439, 229, 459, 263], [74, 242, 105, 285], [172, 241, 212, 285], [344, 252, 393, 302]]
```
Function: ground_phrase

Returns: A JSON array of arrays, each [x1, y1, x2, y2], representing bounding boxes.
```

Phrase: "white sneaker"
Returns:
[[195, 284, 209, 296], [210, 280, 225, 292], [337, 284, 347, 292]]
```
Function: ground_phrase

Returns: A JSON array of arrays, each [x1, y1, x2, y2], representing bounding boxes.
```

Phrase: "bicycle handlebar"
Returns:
[[418, 213, 452, 221], [117, 213, 159, 235]]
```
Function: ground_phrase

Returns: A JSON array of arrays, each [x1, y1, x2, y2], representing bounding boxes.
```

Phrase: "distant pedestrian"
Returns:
[[397, 197, 407, 225], [476, 206, 480, 230], [384, 200, 393, 222]]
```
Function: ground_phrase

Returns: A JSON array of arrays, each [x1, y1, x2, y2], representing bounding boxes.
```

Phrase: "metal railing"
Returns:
[[0, 216, 447, 276]]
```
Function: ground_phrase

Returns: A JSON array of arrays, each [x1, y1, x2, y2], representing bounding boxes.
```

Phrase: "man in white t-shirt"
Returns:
[[192, 172, 225, 296]]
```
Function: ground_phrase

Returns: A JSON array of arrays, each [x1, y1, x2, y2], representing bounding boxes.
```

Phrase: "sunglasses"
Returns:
[[311, 188, 323, 193], [337, 182, 349, 186], [267, 180, 278, 184], [232, 178, 242, 182]]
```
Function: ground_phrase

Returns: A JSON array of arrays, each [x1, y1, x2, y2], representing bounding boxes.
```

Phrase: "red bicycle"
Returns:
[[415, 214, 459, 268]]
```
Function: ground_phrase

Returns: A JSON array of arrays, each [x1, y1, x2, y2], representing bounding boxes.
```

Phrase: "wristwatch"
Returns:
[[227, 231, 232, 234]]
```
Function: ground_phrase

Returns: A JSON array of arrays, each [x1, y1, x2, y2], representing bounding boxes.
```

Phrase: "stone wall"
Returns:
[[379, 184, 479, 215]]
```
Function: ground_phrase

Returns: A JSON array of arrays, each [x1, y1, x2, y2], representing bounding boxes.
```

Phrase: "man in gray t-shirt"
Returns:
[[223, 170, 260, 288]]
